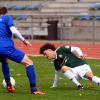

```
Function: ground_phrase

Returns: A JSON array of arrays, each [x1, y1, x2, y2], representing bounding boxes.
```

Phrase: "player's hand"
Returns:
[[80, 54, 87, 59], [23, 40, 32, 47], [50, 85, 58, 88]]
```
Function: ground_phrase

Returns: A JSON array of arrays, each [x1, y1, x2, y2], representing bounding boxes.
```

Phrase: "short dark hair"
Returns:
[[0, 7, 7, 15], [40, 43, 56, 54]]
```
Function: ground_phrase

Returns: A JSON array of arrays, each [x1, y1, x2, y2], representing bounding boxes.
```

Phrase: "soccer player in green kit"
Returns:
[[40, 43, 100, 90]]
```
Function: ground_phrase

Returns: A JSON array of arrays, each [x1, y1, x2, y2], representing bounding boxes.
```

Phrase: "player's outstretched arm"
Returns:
[[71, 47, 86, 59], [10, 26, 25, 41], [10, 26, 32, 47]]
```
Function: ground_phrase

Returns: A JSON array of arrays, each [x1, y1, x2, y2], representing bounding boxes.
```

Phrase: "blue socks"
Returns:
[[2, 63, 37, 91], [26, 65, 37, 92], [2, 62, 11, 86]]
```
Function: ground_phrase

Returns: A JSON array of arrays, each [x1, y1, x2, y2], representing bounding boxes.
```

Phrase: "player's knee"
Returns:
[[25, 58, 33, 66], [61, 66, 71, 73], [28, 59, 33, 65], [21, 55, 33, 66], [85, 71, 93, 81], [87, 76, 92, 81]]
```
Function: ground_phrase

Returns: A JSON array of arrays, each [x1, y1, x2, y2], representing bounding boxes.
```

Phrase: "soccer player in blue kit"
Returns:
[[0, 7, 44, 94]]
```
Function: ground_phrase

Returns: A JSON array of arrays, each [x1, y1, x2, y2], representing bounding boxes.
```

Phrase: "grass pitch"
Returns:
[[0, 57, 100, 100]]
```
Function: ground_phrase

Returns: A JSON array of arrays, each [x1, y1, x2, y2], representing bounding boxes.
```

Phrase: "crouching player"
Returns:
[[40, 43, 100, 90]]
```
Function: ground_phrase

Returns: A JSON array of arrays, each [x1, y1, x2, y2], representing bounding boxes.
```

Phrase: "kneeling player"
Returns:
[[40, 43, 100, 90], [51, 64, 100, 89]]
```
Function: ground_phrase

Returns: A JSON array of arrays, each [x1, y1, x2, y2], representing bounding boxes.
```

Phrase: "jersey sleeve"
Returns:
[[71, 46, 83, 57], [6, 16, 14, 28]]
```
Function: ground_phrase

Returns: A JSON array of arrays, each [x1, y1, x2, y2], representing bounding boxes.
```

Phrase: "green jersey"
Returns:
[[54, 46, 86, 70]]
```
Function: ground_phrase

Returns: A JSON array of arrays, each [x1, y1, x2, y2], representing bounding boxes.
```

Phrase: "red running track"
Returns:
[[15, 40, 100, 59]]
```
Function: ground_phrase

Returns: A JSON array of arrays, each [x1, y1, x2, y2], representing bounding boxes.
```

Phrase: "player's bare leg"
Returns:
[[85, 71, 100, 85], [21, 55, 44, 94], [61, 66, 83, 90]]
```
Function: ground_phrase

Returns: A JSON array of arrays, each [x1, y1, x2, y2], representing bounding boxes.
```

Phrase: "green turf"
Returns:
[[0, 57, 100, 100]]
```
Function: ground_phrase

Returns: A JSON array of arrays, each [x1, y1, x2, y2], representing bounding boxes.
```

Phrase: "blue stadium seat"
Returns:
[[89, 3, 100, 10], [95, 16, 100, 20], [16, 15, 28, 20], [13, 5, 26, 10], [6, 4, 16, 10], [80, 16, 93, 20], [26, 4, 42, 10]]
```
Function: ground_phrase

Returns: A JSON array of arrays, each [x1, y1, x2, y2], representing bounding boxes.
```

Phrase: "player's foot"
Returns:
[[7, 85, 15, 92], [77, 85, 84, 90], [31, 90, 45, 95]]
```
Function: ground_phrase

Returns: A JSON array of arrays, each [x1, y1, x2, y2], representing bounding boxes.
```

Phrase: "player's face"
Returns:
[[43, 49, 55, 60]]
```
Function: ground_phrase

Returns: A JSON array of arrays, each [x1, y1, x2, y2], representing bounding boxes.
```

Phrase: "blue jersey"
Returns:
[[0, 15, 25, 63], [0, 15, 14, 46]]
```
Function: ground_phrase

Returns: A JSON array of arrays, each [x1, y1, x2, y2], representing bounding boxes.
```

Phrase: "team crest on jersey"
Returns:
[[0, 18, 2, 21], [58, 54, 63, 58], [65, 59, 68, 63]]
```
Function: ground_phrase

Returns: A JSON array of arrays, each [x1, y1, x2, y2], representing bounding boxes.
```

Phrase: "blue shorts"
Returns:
[[0, 46, 25, 63], [0, 56, 6, 62]]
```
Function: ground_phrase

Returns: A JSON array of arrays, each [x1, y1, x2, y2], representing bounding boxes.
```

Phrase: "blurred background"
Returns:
[[1, 0, 100, 41], [1, 0, 100, 57]]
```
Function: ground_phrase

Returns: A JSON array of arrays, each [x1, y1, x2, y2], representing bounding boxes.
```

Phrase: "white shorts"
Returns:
[[71, 64, 92, 80]]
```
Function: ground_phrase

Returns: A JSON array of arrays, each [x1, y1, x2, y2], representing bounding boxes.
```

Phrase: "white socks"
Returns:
[[64, 70, 81, 86], [92, 76, 100, 85], [52, 71, 60, 87]]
